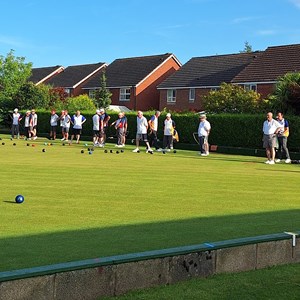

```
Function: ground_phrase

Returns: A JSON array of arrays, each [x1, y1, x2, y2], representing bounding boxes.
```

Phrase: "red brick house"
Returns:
[[46, 63, 107, 97], [29, 65, 64, 85], [157, 52, 261, 111], [83, 53, 181, 111], [232, 44, 300, 98]]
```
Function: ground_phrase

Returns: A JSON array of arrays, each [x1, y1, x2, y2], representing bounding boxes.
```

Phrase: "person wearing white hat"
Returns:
[[11, 108, 22, 139], [92, 109, 101, 146], [198, 114, 211, 156], [24, 111, 31, 140], [162, 113, 176, 151]]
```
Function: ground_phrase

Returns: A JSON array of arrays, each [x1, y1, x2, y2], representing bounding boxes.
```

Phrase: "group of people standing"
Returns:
[[262, 111, 291, 164]]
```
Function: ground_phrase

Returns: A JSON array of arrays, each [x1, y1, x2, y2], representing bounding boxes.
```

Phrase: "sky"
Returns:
[[0, 0, 300, 67]]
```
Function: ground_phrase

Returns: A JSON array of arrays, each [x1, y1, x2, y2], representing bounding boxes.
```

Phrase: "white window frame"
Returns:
[[244, 84, 257, 92], [189, 88, 195, 102], [210, 87, 220, 92], [119, 87, 131, 101], [89, 89, 96, 99], [64, 88, 71, 96], [167, 89, 176, 103]]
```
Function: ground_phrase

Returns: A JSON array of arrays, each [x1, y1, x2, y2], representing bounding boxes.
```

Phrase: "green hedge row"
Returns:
[[17, 111, 300, 150]]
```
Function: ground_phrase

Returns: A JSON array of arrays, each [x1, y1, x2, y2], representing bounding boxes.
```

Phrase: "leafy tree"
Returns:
[[272, 72, 300, 114], [0, 49, 32, 99], [14, 82, 50, 109], [93, 72, 112, 109], [203, 83, 261, 113], [240, 41, 253, 53], [49, 87, 69, 109], [65, 95, 96, 113]]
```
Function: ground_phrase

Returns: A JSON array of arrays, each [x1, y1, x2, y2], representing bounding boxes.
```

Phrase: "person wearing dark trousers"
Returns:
[[163, 113, 175, 151], [275, 112, 291, 164], [148, 110, 160, 150]]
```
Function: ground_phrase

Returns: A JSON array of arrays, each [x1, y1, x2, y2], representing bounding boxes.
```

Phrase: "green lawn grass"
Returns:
[[0, 135, 299, 272], [101, 263, 300, 300]]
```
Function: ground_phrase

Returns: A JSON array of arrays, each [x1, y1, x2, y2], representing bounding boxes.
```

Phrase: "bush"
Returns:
[[65, 95, 96, 112], [15, 111, 300, 151], [203, 83, 262, 114]]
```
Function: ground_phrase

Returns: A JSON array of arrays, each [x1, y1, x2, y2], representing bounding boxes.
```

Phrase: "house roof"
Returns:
[[46, 62, 106, 89], [232, 44, 300, 83], [157, 52, 261, 89], [29, 65, 64, 85], [83, 53, 181, 89]]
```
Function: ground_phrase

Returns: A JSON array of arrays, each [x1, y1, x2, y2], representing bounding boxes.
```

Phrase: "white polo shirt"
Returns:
[[137, 116, 148, 134], [263, 119, 282, 135], [92, 114, 100, 131], [164, 119, 174, 136], [198, 120, 211, 137], [12, 113, 21, 125], [50, 114, 59, 126]]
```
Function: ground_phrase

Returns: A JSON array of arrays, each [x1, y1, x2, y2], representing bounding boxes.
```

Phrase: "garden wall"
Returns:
[[0, 232, 299, 300]]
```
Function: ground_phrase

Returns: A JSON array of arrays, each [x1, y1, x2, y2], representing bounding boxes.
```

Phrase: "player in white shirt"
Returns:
[[11, 108, 22, 139], [49, 110, 59, 140], [198, 114, 211, 156], [163, 113, 176, 151], [148, 111, 160, 150], [61, 110, 71, 142], [92, 109, 101, 146], [262, 112, 283, 164], [29, 109, 38, 140], [132, 111, 153, 153], [70, 110, 86, 144]]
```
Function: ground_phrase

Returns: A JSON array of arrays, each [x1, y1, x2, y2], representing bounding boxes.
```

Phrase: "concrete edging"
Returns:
[[0, 231, 299, 299]]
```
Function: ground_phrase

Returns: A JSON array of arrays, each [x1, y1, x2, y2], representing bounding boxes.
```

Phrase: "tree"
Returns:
[[240, 41, 253, 53], [272, 72, 300, 114], [0, 49, 32, 99], [14, 82, 50, 109], [93, 72, 112, 109], [203, 83, 261, 113]]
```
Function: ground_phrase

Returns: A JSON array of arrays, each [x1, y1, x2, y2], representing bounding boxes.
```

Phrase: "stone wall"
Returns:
[[0, 233, 299, 300]]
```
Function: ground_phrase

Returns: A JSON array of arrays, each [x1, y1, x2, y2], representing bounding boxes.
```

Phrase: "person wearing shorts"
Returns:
[[262, 112, 283, 165], [49, 110, 59, 140], [71, 110, 86, 144], [198, 114, 211, 156], [133, 111, 153, 153], [92, 109, 101, 146], [61, 110, 71, 142]]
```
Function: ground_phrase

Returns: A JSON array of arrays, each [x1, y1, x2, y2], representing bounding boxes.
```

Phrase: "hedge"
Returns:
[[15, 111, 300, 151]]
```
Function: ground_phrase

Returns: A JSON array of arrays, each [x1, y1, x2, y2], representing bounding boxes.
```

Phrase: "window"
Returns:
[[89, 89, 96, 99], [244, 84, 257, 92], [210, 87, 220, 92], [189, 88, 195, 102], [119, 88, 131, 101], [64, 88, 71, 96], [167, 89, 176, 103]]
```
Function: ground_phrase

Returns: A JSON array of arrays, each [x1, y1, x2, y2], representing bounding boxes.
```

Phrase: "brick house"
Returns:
[[83, 53, 181, 111], [232, 44, 300, 98], [29, 65, 64, 85], [157, 52, 261, 111], [46, 63, 107, 97]]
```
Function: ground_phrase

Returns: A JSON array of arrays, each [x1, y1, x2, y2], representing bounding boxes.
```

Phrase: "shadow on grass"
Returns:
[[3, 200, 18, 204], [0, 209, 299, 272]]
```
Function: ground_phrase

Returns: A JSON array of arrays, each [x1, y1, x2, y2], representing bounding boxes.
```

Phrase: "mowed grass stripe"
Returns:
[[0, 137, 299, 271]]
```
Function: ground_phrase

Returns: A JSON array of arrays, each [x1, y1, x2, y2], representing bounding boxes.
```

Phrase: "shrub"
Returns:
[[65, 95, 96, 113]]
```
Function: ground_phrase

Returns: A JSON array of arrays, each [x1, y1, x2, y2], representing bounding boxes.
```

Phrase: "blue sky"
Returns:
[[0, 0, 300, 67]]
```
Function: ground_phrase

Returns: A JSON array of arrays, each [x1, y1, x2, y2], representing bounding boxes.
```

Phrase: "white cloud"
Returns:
[[289, 0, 300, 8], [0, 35, 25, 47], [232, 16, 258, 24], [256, 29, 278, 36]]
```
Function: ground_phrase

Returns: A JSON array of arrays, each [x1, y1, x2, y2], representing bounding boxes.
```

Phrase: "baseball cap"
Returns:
[[14, 108, 18, 112], [166, 113, 171, 117], [99, 108, 105, 113], [96, 109, 100, 113]]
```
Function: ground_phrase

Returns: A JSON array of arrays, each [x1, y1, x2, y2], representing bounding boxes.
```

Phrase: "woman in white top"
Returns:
[[11, 108, 22, 139], [163, 113, 175, 151]]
